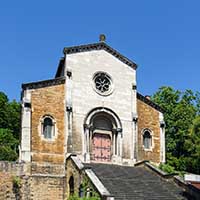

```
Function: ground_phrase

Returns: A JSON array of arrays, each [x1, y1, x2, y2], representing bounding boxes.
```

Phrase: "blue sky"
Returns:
[[0, 1, 199, 101]]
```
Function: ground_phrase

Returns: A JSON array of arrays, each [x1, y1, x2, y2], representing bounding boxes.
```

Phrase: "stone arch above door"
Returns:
[[83, 107, 122, 163], [84, 107, 122, 130]]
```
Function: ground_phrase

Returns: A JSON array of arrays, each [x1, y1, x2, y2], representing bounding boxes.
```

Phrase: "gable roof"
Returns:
[[55, 42, 137, 77], [55, 42, 137, 78], [137, 92, 164, 113], [22, 77, 65, 90], [63, 42, 137, 68]]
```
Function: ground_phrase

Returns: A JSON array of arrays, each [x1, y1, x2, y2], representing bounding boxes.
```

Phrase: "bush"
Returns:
[[159, 163, 175, 174]]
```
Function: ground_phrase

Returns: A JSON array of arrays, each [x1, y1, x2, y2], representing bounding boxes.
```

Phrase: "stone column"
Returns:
[[131, 83, 138, 162], [113, 131, 116, 155], [133, 115, 138, 161], [20, 90, 31, 162], [83, 124, 90, 162], [159, 112, 165, 163], [116, 128, 123, 158], [65, 60, 73, 154]]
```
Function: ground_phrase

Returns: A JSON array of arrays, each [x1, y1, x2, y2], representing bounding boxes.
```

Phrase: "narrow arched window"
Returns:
[[69, 176, 74, 195], [143, 130, 152, 149], [42, 116, 54, 139]]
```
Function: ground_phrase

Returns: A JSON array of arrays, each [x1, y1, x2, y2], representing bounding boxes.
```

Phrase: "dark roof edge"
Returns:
[[55, 57, 65, 78], [137, 92, 164, 113], [22, 77, 66, 90], [63, 42, 137, 70]]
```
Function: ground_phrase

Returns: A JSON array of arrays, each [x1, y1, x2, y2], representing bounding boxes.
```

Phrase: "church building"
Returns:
[[18, 36, 176, 199], [20, 36, 165, 167]]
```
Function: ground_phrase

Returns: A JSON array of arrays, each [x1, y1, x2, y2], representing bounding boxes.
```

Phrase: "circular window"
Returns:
[[93, 72, 113, 96]]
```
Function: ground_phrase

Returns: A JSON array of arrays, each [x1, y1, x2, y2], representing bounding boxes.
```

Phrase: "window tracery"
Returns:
[[93, 72, 113, 95]]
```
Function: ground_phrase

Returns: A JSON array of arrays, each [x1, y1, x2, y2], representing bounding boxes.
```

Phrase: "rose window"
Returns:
[[93, 72, 113, 95]]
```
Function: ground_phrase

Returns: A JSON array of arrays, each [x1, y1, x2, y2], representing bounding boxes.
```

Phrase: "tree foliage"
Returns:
[[152, 86, 200, 174], [0, 92, 20, 161]]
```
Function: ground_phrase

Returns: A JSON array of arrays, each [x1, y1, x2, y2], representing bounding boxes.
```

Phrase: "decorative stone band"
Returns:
[[22, 77, 66, 90], [63, 42, 137, 70], [137, 92, 164, 113]]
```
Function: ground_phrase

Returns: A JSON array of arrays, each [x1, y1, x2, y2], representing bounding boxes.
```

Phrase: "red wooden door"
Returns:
[[92, 133, 111, 162]]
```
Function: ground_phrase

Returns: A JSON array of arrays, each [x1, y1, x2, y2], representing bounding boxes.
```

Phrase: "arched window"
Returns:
[[143, 130, 152, 149], [41, 116, 55, 139]]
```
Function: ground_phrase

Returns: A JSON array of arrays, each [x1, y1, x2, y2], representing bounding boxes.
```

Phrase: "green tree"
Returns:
[[152, 86, 199, 173], [0, 92, 9, 128], [7, 100, 21, 139], [0, 92, 20, 161], [0, 128, 18, 161]]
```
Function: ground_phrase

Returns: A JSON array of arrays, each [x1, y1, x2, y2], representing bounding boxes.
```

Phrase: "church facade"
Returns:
[[2, 38, 198, 200], [20, 39, 165, 168]]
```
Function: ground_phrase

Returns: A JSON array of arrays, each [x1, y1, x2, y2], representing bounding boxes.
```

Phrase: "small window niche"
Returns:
[[143, 129, 152, 150], [41, 115, 56, 140]]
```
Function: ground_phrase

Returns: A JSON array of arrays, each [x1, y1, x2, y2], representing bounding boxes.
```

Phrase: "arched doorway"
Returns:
[[69, 176, 74, 195], [92, 115, 112, 161], [83, 107, 122, 163]]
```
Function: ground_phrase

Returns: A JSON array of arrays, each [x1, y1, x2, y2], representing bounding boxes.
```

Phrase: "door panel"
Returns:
[[92, 133, 111, 162]]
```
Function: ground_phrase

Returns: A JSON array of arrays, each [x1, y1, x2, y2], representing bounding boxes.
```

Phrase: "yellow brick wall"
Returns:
[[31, 84, 65, 164], [137, 98, 160, 164]]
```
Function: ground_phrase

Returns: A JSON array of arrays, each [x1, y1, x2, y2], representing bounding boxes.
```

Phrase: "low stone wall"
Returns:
[[27, 175, 65, 200], [0, 161, 66, 200], [0, 161, 28, 176], [0, 172, 16, 200], [31, 162, 65, 176]]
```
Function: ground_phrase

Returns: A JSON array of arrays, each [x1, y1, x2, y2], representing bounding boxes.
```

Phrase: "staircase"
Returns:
[[84, 163, 188, 200]]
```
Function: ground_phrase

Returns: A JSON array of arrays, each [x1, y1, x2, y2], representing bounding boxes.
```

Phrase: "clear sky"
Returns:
[[0, 0, 199, 101]]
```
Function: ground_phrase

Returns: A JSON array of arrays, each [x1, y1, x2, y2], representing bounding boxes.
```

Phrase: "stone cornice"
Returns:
[[63, 42, 137, 70], [137, 92, 164, 113], [22, 77, 66, 90]]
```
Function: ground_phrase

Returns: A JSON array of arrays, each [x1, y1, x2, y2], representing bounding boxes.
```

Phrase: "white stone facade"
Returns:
[[64, 50, 136, 164]]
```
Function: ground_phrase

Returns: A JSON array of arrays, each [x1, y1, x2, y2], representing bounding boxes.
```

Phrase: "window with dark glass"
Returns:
[[42, 117, 54, 139], [143, 130, 152, 149]]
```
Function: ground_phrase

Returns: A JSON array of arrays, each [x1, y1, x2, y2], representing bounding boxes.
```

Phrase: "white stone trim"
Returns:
[[38, 115, 58, 141], [85, 169, 111, 197], [184, 174, 200, 182], [65, 55, 73, 153], [159, 112, 165, 163], [131, 71, 137, 161], [20, 89, 32, 162]]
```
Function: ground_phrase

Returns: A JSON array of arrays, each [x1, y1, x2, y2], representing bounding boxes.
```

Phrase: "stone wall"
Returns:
[[0, 172, 16, 200], [31, 83, 65, 164], [0, 161, 65, 200], [137, 98, 161, 163], [65, 158, 83, 198], [28, 175, 65, 200]]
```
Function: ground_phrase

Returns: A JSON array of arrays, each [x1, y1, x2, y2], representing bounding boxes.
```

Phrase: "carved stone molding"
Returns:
[[22, 77, 66, 90]]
